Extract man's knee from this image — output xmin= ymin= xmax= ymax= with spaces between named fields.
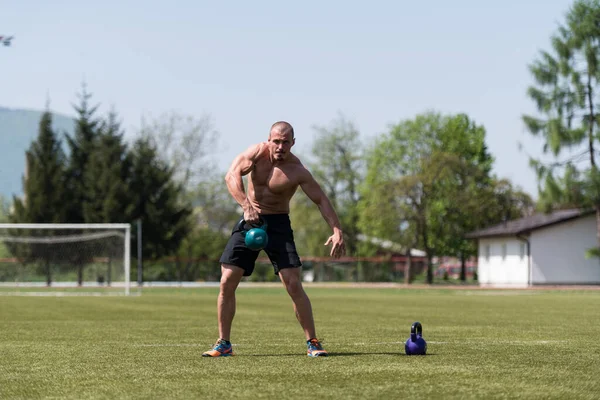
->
xmin=220 ymin=264 xmax=244 ymax=295
xmin=280 ymin=268 xmax=304 ymax=297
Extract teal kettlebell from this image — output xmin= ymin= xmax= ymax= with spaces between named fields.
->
xmin=236 ymin=218 xmax=268 ymax=251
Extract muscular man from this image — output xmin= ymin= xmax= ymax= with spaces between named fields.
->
xmin=202 ymin=121 xmax=345 ymax=358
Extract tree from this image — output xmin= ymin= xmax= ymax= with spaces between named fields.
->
xmin=427 ymin=156 xmax=488 ymax=282
xmin=425 ymin=114 xmax=495 ymax=280
xmin=11 ymin=111 xmax=68 ymax=223
xmin=61 ymin=84 xmax=103 ymax=285
xmin=64 ymin=83 xmax=101 ymax=224
xmin=0 ymin=195 xmax=8 ymax=223
xmin=169 ymin=173 xmax=239 ymax=281
xmin=10 ymin=110 xmax=68 ymax=285
xmin=523 ymin=0 xmax=600 ymax=256
xmin=192 ymin=173 xmax=241 ymax=233
xmin=433 ymin=175 xmax=535 ymax=281
xmin=304 ymin=113 xmax=364 ymax=255
xmin=137 ymin=111 xmax=227 ymax=279
xmin=289 ymin=190 xmax=334 ymax=258
xmin=358 ymin=112 xmax=498 ymax=284
xmin=79 ymin=109 xmax=133 ymax=285
xmin=128 ymin=136 xmax=193 ymax=261
xmin=487 ymin=179 xmax=535 ymax=222
xmin=139 ymin=111 xmax=219 ymax=195
xmin=82 ymin=109 xmax=132 ymax=224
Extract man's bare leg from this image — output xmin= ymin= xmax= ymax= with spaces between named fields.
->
xmin=202 ymin=264 xmax=244 ymax=357
xmin=218 ymin=264 xmax=245 ymax=340
xmin=279 ymin=267 xmax=328 ymax=356
xmin=278 ymin=267 xmax=316 ymax=339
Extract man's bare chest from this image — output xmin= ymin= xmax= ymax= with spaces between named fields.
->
xmin=251 ymin=163 xmax=298 ymax=194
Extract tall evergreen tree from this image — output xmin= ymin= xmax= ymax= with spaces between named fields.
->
xmin=62 ymin=83 xmax=102 ymax=285
xmin=11 ymin=110 xmax=67 ymax=223
xmin=83 ymin=109 xmax=132 ymax=223
xmin=80 ymin=109 xmax=133 ymax=285
xmin=523 ymin=0 xmax=600 ymax=256
xmin=128 ymin=136 xmax=192 ymax=260
xmin=64 ymin=83 xmax=101 ymax=223
xmin=10 ymin=110 xmax=68 ymax=285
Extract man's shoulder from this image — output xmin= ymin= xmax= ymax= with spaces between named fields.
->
xmin=287 ymin=155 xmax=312 ymax=179
xmin=250 ymin=142 xmax=269 ymax=151
xmin=242 ymin=142 xmax=269 ymax=159
xmin=287 ymin=153 xmax=306 ymax=168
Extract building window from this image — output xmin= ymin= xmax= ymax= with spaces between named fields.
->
xmin=485 ymin=245 xmax=490 ymax=261
xmin=520 ymin=243 xmax=526 ymax=260
xmin=501 ymin=243 xmax=507 ymax=261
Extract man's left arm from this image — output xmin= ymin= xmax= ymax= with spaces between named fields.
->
xmin=299 ymin=169 xmax=346 ymax=258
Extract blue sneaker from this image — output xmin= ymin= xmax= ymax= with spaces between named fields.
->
xmin=307 ymin=338 xmax=328 ymax=357
xmin=202 ymin=339 xmax=233 ymax=357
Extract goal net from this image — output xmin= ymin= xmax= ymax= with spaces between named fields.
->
xmin=0 ymin=223 xmax=134 ymax=296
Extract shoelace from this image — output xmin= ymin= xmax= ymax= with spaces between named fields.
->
xmin=216 ymin=340 xmax=229 ymax=350
xmin=309 ymin=339 xmax=322 ymax=350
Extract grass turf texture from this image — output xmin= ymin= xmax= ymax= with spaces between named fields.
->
xmin=1 ymin=287 xmax=600 ymax=399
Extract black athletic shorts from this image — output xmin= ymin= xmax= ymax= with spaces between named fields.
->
xmin=219 ymin=214 xmax=302 ymax=276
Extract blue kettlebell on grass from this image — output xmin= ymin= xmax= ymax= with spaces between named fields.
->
xmin=405 ymin=321 xmax=427 ymax=355
xmin=236 ymin=218 xmax=268 ymax=251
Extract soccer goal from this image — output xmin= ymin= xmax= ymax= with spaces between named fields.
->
xmin=0 ymin=223 xmax=135 ymax=296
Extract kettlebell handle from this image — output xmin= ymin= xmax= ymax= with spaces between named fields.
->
xmin=410 ymin=321 xmax=423 ymax=341
xmin=236 ymin=217 xmax=268 ymax=233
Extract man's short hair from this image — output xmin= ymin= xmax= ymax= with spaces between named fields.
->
xmin=270 ymin=121 xmax=294 ymax=138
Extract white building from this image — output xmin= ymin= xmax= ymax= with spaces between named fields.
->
xmin=466 ymin=209 xmax=600 ymax=287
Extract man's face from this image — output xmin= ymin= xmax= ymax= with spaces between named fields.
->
xmin=268 ymin=130 xmax=294 ymax=161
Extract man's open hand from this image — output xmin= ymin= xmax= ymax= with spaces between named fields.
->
xmin=324 ymin=232 xmax=345 ymax=259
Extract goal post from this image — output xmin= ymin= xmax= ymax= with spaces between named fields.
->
xmin=0 ymin=223 xmax=135 ymax=296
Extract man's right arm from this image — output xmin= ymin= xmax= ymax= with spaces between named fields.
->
xmin=224 ymin=143 xmax=263 ymax=223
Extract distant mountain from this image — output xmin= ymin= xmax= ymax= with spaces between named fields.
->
xmin=0 ymin=106 xmax=74 ymax=199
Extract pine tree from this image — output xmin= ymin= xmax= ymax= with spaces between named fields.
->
xmin=83 ymin=109 xmax=132 ymax=224
xmin=12 ymin=111 xmax=67 ymax=223
xmin=80 ymin=109 xmax=133 ymax=285
xmin=64 ymin=83 xmax=101 ymax=224
xmin=523 ymin=0 xmax=600 ymax=256
xmin=10 ymin=110 xmax=68 ymax=285
xmin=63 ymin=83 xmax=101 ymax=285
xmin=128 ymin=137 xmax=192 ymax=261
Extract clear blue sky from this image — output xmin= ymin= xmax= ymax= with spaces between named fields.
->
xmin=1 ymin=0 xmax=578 ymax=198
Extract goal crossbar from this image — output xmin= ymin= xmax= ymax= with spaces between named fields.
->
xmin=0 ymin=231 xmax=125 ymax=244
xmin=0 ymin=224 xmax=130 ymax=229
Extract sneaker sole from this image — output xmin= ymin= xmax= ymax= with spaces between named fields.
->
xmin=202 ymin=352 xmax=233 ymax=357
xmin=307 ymin=353 xmax=328 ymax=357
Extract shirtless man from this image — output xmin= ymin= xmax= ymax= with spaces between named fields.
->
xmin=202 ymin=121 xmax=345 ymax=358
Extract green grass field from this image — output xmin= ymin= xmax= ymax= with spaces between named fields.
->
xmin=2 ymin=286 xmax=600 ymax=399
